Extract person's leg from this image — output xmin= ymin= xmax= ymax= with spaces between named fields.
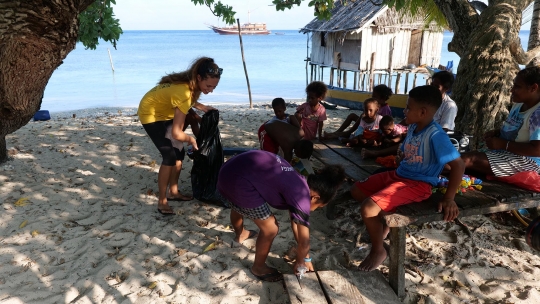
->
xmin=157 ymin=164 xmax=174 ymax=213
xmin=337 ymin=113 xmax=360 ymax=132
xmin=250 ymin=215 xmax=280 ymax=277
xmin=362 ymin=145 xmax=399 ymax=159
xmin=461 ymin=151 xmax=493 ymax=175
xmin=323 ymin=113 xmax=359 ymax=138
xmin=358 ymin=199 xmax=386 ymax=271
xmin=166 ymin=149 xmax=192 ymax=200
xmin=230 ymin=209 xmax=258 ymax=243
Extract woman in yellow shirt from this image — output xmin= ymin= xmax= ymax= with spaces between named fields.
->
xmin=138 ymin=57 xmax=220 ymax=214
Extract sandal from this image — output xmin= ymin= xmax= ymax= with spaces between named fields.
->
xmin=250 ymin=267 xmax=283 ymax=282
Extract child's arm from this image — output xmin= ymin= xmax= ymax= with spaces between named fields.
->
xmin=289 ymin=114 xmax=301 ymax=129
xmin=317 ymin=121 xmax=324 ymax=140
xmin=438 ymin=157 xmax=465 ymax=221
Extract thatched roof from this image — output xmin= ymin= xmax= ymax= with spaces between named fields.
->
xmin=300 ymin=0 xmax=442 ymax=34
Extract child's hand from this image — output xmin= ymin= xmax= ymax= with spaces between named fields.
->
xmin=360 ymin=138 xmax=367 ymax=144
xmin=438 ymin=198 xmax=459 ymax=222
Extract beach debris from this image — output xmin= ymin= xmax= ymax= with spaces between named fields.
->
xmin=148 ymin=281 xmax=157 ymax=289
xmin=176 ymin=249 xmax=188 ymax=256
xmin=14 ymin=197 xmax=30 ymax=207
xmin=31 ymin=230 xmax=39 ymax=237
xmin=203 ymin=241 xmax=217 ymax=253
xmin=116 ymin=254 xmax=126 ymax=261
xmin=149 ymin=160 xmax=156 ymax=168
xmin=19 ymin=220 xmax=28 ymax=229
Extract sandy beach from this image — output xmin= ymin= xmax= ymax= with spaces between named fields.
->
xmin=1 ymin=102 xmax=540 ymax=303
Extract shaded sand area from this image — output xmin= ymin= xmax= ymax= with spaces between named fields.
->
xmin=1 ymin=102 xmax=540 ymax=303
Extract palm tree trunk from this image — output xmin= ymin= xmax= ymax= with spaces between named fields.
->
xmin=527 ymin=0 xmax=540 ymax=67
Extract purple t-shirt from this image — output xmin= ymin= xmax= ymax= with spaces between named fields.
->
xmin=378 ymin=104 xmax=392 ymax=117
xmin=217 ymin=150 xmax=311 ymax=226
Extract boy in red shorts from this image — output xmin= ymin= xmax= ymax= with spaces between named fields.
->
xmin=351 ymin=85 xmax=465 ymax=271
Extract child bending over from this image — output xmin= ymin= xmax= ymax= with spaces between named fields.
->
xmin=340 ymin=98 xmax=382 ymax=147
xmin=351 ymin=85 xmax=464 ymax=271
xmin=324 ymin=85 xmax=393 ymax=139
xmin=295 ymin=81 xmax=328 ymax=140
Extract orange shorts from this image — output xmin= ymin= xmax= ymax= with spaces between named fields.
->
xmin=354 ymin=170 xmax=432 ymax=212
xmin=258 ymin=123 xmax=279 ymax=154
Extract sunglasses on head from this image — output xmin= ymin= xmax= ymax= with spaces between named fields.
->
xmin=207 ymin=68 xmax=223 ymax=75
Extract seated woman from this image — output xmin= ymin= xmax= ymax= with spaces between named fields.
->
xmin=461 ymin=66 xmax=540 ymax=177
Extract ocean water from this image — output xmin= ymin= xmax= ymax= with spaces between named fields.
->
xmin=42 ymin=29 xmax=531 ymax=113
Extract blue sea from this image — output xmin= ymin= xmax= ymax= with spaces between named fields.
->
xmin=42 ymin=29 xmax=531 ymax=113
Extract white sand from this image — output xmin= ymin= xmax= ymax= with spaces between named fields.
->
xmin=1 ymin=102 xmax=539 ymax=303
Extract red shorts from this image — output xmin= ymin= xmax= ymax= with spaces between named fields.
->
xmin=258 ymin=123 xmax=279 ymax=154
xmin=354 ymin=170 xmax=432 ymax=212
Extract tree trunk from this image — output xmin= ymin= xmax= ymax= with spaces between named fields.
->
xmin=527 ymin=0 xmax=540 ymax=67
xmin=0 ymin=0 xmax=94 ymax=163
xmin=434 ymin=0 xmax=531 ymax=148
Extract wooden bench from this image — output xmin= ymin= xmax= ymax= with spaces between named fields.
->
xmin=313 ymin=139 xmax=540 ymax=298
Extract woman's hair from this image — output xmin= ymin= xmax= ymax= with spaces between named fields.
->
xmin=517 ymin=66 xmax=540 ymax=86
xmin=373 ymin=84 xmax=393 ymax=101
xmin=307 ymin=165 xmax=346 ymax=203
xmin=158 ymin=57 xmax=221 ymax=102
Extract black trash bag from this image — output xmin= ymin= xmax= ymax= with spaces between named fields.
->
xmin=190 ymin=110 xmax=226 ymax=205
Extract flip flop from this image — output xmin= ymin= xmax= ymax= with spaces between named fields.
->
xmin=157 ymin=208 xmax=174 ymax=216
xmin=250 ymin=267 xmax=283 ymax=282
xmin=231 ymin=230 xmax=259 ymax=248
xmin=166 ymin=195 xmax=193 ymax=202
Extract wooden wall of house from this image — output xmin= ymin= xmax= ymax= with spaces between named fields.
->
xmin=420 ymin=31 xmax=443 ymax=68
xmin=309 ymin=32 xmax=337 ymax=67
xmin=358 ymin=27 xmax=413 ymax=71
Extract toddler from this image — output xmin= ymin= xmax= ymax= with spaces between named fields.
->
xmin=341 ymin=98 xmax=382 ymax=147
xmin=295 ymin=81 xmax=328 ymax=140
xmin=372 ymin=84 xmax=393 ymax=117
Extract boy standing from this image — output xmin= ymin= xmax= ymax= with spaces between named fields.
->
xmin=295 ymin=81 xmax=328 ymax=140
xmin=351 ymin=85 xmax=464 ymax=271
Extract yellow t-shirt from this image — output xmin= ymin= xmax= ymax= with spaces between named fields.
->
xmin=137 ymin=83 xmax=193 ymax=124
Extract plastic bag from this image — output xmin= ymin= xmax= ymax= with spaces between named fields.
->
xmin=487 ymin=171 xmax=540 ymax=192
xmin=190 ymin=110 xmax=226 ymax=205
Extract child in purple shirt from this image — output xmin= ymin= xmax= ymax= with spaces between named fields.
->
xmin=217 ymin=150 xmax=344 ymax=282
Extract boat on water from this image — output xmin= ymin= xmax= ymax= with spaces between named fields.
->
xmin=325 ymin=85 xmax=408 ymax=118
xmin=208 ymin=23 xmax=270 ymax=35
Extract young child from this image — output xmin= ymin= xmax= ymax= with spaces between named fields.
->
xmin=351 ymin=85 xmax=464 ymax=271
xmin=360 ymin=115 xmax=408 ymax=158
xmin=295 ymin=81 xmax=328 ymax=140
xmin=431 ymin=71 xmax=457 ymax=131
xmin=373 ymin=84 xmax=393 ymax=117
xmin=268 ymin=97 xmax=300 ymax=128
xmin=259 ymin=97 xmax=302 ymax=156
xmin=323 ymin=85 xmax=394 ymax=139
xmin=341 ymin=98 xmax=382 ymax=147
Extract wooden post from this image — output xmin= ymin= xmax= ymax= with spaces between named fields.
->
xmin=395 ymin=72 xmax=402 ymax=94
xmin=337 ymin=69 xmax=342 ymax=87
xmin=306 ymin=33 xmax=310 ymax=87
xmin=321 ymin=67 xmax=324 ymax=82
xmin=237 ymin=19 xmax=253 ymax=108
xmin=353 ymin=72 xmax=357 ymax=90
xmin=388 ymin=38 xmax=394 ymax=88
xmin=310 ymin=64 xmax=314 ymax=82
xmin=378 ymin=73 xmax=382 ymax=85
xmin=404 ymin=72 xmax=409 ymax=93
xmin=389 ymin=227 xmax=406 ymax=298
xmin=413 ymin=73 xmax=418 ymax=88
xmin=369 ymin=52 xmax=376 ymax=92
xmin=361 ymin=73 xmax=366 ymax=91
xmin=107 ymin=48 xmax=114 ymax=72
xmin=343 ymin=70 xmax=347 ymax=88
xmin=330 ymin=68 xmax=335 ymax=86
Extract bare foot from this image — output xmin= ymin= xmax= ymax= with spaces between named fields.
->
xmin=157 ymin=202 xmax=174 ymax=214
xmin=233 ymin=229 xmax=258 ymax=244
xmin=358 ymin=247 xmax=387 ymax=271
xmin=166 ymin=192 xmax=193 ymax=201
xmin=361 ymin=148 xmax=376 ymax=159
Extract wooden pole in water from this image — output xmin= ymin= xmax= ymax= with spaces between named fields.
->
xmin=305 ymin=33 xmax=309 ymax=86
xmin=237 ymin=19 xmax=253 ymax=108
xmin=369 ymin=52 xmax=376 ymax=92
xmin=107 ymin=48 xmax=114 ymax=72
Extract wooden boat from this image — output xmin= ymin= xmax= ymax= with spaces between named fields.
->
xmin=208 ymin=23 xmax=270 ymax=35
xmin=324 ymin=85 xmax=408 ymax=118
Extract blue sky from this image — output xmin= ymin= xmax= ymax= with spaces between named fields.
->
xmin=113 ymin=0 xmax=317 ymax=30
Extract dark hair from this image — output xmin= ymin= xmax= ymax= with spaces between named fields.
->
xmin=272 ymin=97 xmax=286 ymax=108
xmin=307 ymin=165 xmax=345 ymax=203
xmin=380 ymin=115 xmax=394 ymax=127
xmin=432 ymin=71 xmax=454 ymax=90
xmin=517 ymin=66 xmax=540 ymax=86
xmin=363 ymin=97 xmax=379 ymax=108
xmin=158 ymin=57 xmax=221 ymax=103
xmin=294 ymin=140 xmax=314 ymax=159
xmin=408 ymin=85 xmax=442 ymax=109
xmin=306 ymin=81 xmax=328 ymax=98
xmin=373 ymin=84 xmax=393 ymax=101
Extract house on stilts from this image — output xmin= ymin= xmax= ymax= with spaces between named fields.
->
xmin=300 ymin=0 xmax=445 ymax=115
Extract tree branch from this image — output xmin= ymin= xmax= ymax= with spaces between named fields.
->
xmin=511 ymin=41 xmax=540 ymax=65
xmin=433 ymin=0 xmax=479 ymax=57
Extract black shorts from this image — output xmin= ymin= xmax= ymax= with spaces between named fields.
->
xmin=142 ymin=120 xmax=185 ymax=166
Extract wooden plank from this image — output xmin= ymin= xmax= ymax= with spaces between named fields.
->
xmin=388 ymin=227 xmax=406 ymax=298
xmin=313 ymin=143 xmax=372 ymax=180
xmin=348 ymin=270 xmax=401 ymax=304
xmin=283 ymin=273 xmax=328 ymax=304
xmin=479 ymin=180 xmax=536 ymax=201
xmin=320 ymin=139 xmax=381 ymax=174
xmin=317 ymin=270 xmax=365 ymax=304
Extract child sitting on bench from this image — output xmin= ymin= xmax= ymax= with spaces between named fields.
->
xmin=351 ymin=85 xmax=465 ymax=271
xmin=340 ymin=98 xmax=382 ymax=147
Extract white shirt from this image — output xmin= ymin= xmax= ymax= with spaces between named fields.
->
xmin=434 ymin=94 xmax=457 ymax=130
